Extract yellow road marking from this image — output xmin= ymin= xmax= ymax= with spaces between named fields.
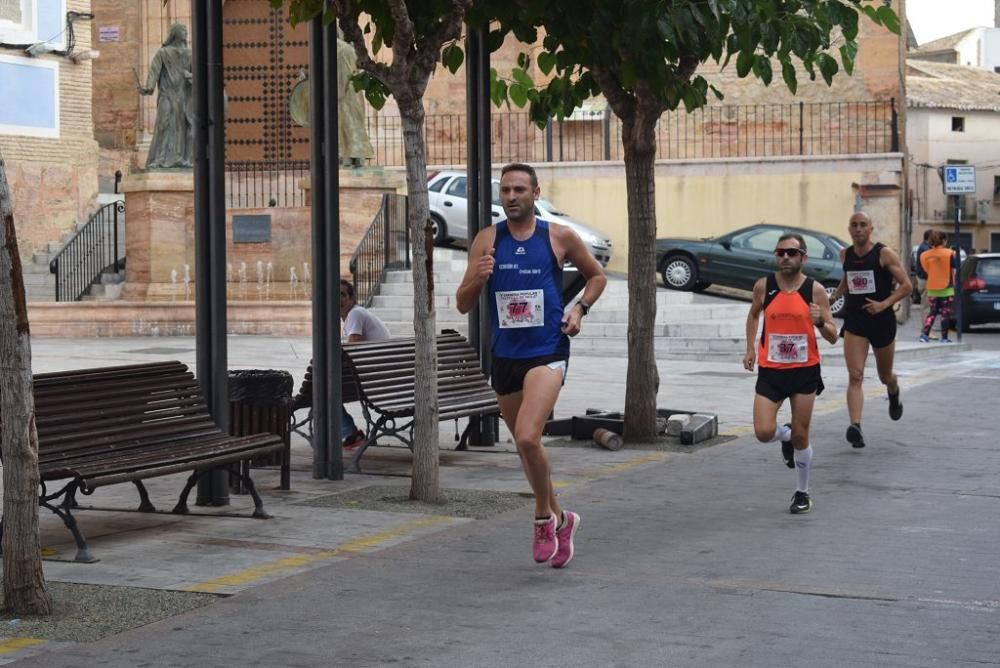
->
xmin=0 ymin=638 xmax=44 ymax=654
xmin=554 ymin=452 xmax=669 ymax=490
xmin=184 ymin=515 xmax=453 ymax=593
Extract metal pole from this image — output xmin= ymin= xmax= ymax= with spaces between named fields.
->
xmin=465 ymin=28 xmax=483 ymax=446
xmin=322 ymin=18 xmax=344 ymax=480
xmin=475 ymin=23 xmax=496 ymax=445
xmin=953 ymin=194 xmax=964 ymax=343
xmin=309 ymin=17 xmax=329 ymax=479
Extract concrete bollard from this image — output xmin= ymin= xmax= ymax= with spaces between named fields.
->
xmin=666 ymin=414 xmax=691 ymax=437
xmin=680 ymin=413 xmax=719 ymax=445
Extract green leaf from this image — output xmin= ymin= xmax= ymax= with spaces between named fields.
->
xmin=441 ymin=43 xmax=464 ymax=74
xmin=537 ymin=51 xmax=557 ymax=76
xmin=876 ymin=5 xmax=901 ymax=35
xmin=861 ymin=5 xmax=881 ymax=25
xmin=753 ymin=56 xmax=773 ymax=86
xmin=841 ymin=8 xmax=859 ymax=41
xmin=512 ymin=67 xmax=534 ymax=89
xmin=490 ymin=69 xmax=508 ymax=108
xmin=736 ymin=50 xmax=755 ymax=78
xmin=509 ymin=83 xmax=528 ymax=108
xmin=839 ymin=41 xmax=858 ymax=76
xmin=815 ymin=52 xmax=839 ymax=86
xmin=781 ymin=60 xmax=798 ymax=95
xmin=709 ymin=84 xmax=725 ymax=101
xmin=517 ymin=52 xmax=529 ymax=70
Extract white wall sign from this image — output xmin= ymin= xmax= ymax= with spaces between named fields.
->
xmin=98 ymin=25 xmax=119 ymax=43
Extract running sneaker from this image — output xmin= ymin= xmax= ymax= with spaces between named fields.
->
xmin=533 ymin=515 xmax=559 ymax=563
xmin=342 ymin=429 xmax=366 ymax=449
xmin=940 ymin=337 xmax=953 ymax=344
xmin=846 ymin=423 xmax=866 ymax=449
xmin=780 ymin=423 xmax=795 ymax=470
xmin=789 ymin=491 xmax=813 ymax=514
xmin=888 ymin=390 xmax=903 ymax=421
xmin=918 ymin=334 xmax=930 ymax=343
xmin=551 ymin=511 xmax=580 ymax=569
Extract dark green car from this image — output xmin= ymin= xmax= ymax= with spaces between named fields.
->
xmin=655 ymin=223 xmax=849 ymax=317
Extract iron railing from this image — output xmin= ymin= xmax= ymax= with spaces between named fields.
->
xmin=350 ymin=193 xmax=409 ymax=308
xmin=226 ymin=160 xmax=310 ymax=209
xmin=366 ymin=99 xmax=899 ymax=166
xmin=49 ymin=200 xmax=125 ymax=302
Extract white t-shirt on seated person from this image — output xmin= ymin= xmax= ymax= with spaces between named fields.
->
xmin=343 ymin=305 xmax=391 ymax=342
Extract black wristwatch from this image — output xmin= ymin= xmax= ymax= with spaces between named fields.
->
xmin=576 ymin=301 xmax=591 ymax=316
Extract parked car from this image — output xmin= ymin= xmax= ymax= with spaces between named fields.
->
xmin=426 ymin=170 xmax=614 ymax=267
xmin=959 ymin=253 xmax=1000 ymax=331
xmin=656 ymin=223 xmax=850 ymax=317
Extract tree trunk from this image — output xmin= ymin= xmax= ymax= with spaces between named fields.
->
xmin=620 ymin=112 xmax=660 ymax=441
xmin=0 ymin=153 xmax=52 ymax=615
xmin=397 ymin=99 xmax=440 ymax=502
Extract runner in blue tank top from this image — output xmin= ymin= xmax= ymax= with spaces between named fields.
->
xmin=457 ymin=163 xmax=606 ymax=569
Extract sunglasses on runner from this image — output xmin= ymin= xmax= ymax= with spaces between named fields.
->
xmin=774 ymin=248 xmax=805 ymax=258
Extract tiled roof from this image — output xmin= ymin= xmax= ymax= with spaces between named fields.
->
xmin=910 ymin=28 xmax=978 ymax=54
xmin=906 ymin=60 xmax=1000 ymax=112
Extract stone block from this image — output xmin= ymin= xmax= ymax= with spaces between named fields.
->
xmin=680 ymin=414 xmax=719 ymax=445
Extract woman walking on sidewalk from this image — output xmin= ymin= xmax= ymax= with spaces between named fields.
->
xmin=918 ymin=231 xmax=957 ymax=344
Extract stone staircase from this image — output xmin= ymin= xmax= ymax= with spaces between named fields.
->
xmin=24 ymin=194 xmax=125 ymax=302
xmin=367 ymin=248 xmax=751 ymax=359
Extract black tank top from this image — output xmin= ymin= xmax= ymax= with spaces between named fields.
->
xmin=843 ymin=242 xmax=893 ymax=319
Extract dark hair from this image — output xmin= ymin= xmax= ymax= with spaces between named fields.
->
xmin=777 ymin=232 xmax=807 ymax=253
xmin=340 ymin=278 xmax=355 ymax=300
xmin=929 ymin=230 xmax=947 ymax=247
xmin=923 ymin=229 xmax=932 ymax=241
xmin=500 ymin=162 xmax=538 ymax=187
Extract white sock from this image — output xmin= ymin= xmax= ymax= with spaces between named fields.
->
xmin=794 ymin=445 xmax=813 ymax=493
xmin=765 ymin=424 xmax=792 ymax=443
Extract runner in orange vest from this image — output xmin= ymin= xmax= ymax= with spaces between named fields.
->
xmin=744 ymin=233 xmax=839 ymax=514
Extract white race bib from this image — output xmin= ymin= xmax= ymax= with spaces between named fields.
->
xmin=846 ymin=270 xmax=876 ymax=295
xmin=767 ymin=334 xmax=808 ymax=364
xmin=496 ymin=289 xmax=544 ymax=329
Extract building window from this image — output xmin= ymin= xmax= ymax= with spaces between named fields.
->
xmin=994 ymin=176 xmax=1000 ymax=203
xmin=0 ymin=54 xmax=59 ymax=138
xmin=951 ymin=117 xmax=965 ymax=132
xmin=0 ymin=0 xmax=34 ymax=44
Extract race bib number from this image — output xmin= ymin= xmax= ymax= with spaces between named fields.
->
xmin=767 ymin=334 xmax=808 ymax=364
xmin=846 ymin=270 xmax=876 ymax=295
xmin=496 ymin=289 xmax=544 ymax=328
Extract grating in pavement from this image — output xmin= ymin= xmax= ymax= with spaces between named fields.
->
xmin=125 ymin=347 xmax=196 ymax=355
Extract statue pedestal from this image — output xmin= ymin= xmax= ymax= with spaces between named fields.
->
xmin=120 ymin=171 xmax=194 ymax=301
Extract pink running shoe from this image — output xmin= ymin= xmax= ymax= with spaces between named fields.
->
xmin=551 ymin=511 xmax=580 ymax=569
xmin=532 ymin=515 xmax=559 ymax=563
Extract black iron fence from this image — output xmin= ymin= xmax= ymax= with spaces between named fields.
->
xmin=50 ymin=200 xmax=125 ymax=302
xmin=225 ymin=160 xmax=310 ymax=209
xmin=366 ymin=99 xmax=898 ymax=166
xmin=350 ymin=193 xmax=410 ymax=308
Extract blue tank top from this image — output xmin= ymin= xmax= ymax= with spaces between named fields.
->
xmin=488 ymin=220 xmax=569 ymax=359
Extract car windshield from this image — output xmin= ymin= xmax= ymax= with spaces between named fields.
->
xmin=538 ymin=198 xmax=569 ymax=216
xmin=830 ymin=236 xmax=849 ymax=249
xmin=978 ymin=258 xmax=1000 ymax=282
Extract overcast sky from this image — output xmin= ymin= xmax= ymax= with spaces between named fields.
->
xmin=907 ymin=0 xmax=996 ymax=44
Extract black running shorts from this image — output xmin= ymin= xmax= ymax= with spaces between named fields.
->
xmin=756 ymin=365 xmax=824 ymax=403
xmin=491 ymin=354 xmax=569 ymax=396
xmin=841 ymin=311 xmax=897 ymax=350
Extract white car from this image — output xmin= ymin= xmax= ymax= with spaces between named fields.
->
xmin=427 ymin=170 xmax=613 ymax=267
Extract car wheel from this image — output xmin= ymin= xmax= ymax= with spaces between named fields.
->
xmin=825 ymin=283 xmax=845 ymax=318
xmin=692 ymin=282 xmax=711 ymax=293
xmin=429 ymin=215 xmax=448 ymax=245
xmin=660 ymin=255 xmax=698 ymax=291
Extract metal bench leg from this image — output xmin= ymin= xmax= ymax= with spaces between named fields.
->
xmin=349 ymin=416 xmax=389 ymax=474
xmin=230 ymin=466 xmax=272 ymax=519
xmin=133 ymin=481 xmax=157 ymax=512
xmin=172 ymin=471 xmax=204 ymax=514
xmin=41 ymin=483 xmax=97 ymax=563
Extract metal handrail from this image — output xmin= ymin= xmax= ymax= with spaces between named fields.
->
xmin=49 ymin=200 xmax=125 ymax=302
xmin=349 ymin=193 xmax=409 ymax=307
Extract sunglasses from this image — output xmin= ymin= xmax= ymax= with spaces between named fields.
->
xmin=774 ymin=248 xmax=805 ymax=258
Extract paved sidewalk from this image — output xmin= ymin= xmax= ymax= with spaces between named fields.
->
xmin=2 ymin=334 xmax=997 ymax=666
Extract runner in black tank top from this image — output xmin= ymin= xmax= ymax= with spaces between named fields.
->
xmin=830 ymin=212 xmax=913 ymax=449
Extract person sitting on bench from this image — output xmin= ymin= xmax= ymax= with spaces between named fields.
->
xmin=339 ymin=278 xmax=391 ymax=447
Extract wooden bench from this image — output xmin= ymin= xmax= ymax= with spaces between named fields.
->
xmin=8 ymin=361 xmax=284 ymax=563
xmin=291 ymin=332 xmax=500 ymax=472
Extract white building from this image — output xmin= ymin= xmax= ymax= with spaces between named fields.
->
xmin=907 ymin=60 xmax=1000 ymax=253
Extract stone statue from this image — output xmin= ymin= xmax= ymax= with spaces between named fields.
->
xmin=140 ymin=24 xmax=193 ymax=169
xmin=336 ymin=28 xmax=374 ymax=168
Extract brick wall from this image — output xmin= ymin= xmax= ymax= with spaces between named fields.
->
xmin=0 ymin=0 xmax=99 ymax=261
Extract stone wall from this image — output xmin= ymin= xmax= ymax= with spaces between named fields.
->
xmin=0 ymin=0 xmax=99 ymax=261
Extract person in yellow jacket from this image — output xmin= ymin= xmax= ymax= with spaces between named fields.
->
xmin=919 ymin=231 xmax=957 ymax=344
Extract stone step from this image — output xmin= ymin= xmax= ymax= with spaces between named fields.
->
xmin=21 ymin=272 xmax=55 ymax=287
xmin=21 ymin=262 xmax=53 ymax=275
xmin=368 ymin=302 xmax=748 ymax=326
